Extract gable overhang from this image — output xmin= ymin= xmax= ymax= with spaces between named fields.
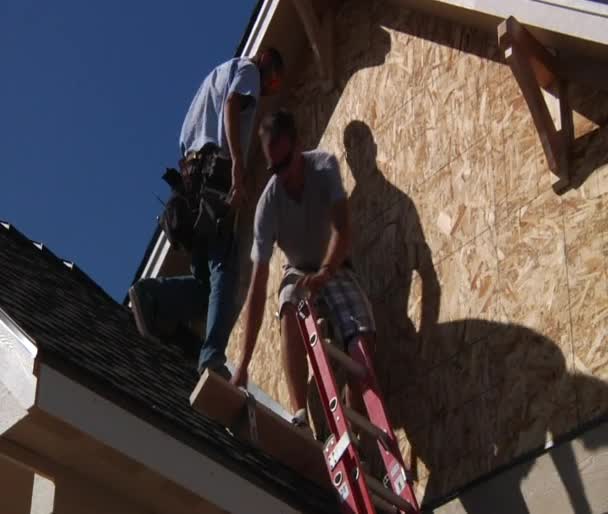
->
xmin=0 ymin=308 xmax=37 ymax=436
xmin=436 ymin=0 xmax=608 ymax=46
xmin=0 ymin=309 xmax=310 ymax=513
xmin=388 ymin=0 xmax=608 ymax=57
xmin=2 ymin=359 xmax=308 ymax=514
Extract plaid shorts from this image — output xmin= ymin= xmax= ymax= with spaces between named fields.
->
xmin=279 ymin=266 xmax=376 ymax=345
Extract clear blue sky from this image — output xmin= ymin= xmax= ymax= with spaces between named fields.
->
xmin=0 ymin=0 xmax=257 ymax=301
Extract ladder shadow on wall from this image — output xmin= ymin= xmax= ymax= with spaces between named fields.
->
xmin=339 ymin=120 xmax=608 ymax=514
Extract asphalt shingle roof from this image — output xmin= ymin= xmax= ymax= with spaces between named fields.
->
xmin=0 ymin=221 xmax=335 ymax=513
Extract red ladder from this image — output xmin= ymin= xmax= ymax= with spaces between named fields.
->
xmin=295 ymin=299 xmax=420 ymax=514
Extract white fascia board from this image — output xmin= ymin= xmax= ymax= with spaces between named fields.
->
xmin=35 ymin=364 xmax=302 ymax=514
xmin=0 ymin=308 xmax=37 ymax=411
xmin=241 ymin=0 xmax=282 ymax=57
xmin=140 ymin=232 xmax=170 ymax=279
xmin=431 ymin=0 xmax=608 ymax=45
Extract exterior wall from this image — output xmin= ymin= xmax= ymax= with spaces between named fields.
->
xmin=227 ymin=0 xmax=608 ymax=506
xmin=435 ymin=418 xmax=608 ymax=514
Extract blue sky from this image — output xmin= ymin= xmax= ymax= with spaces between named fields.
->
xmin=0 ymin=0 xmax=256 ymax=301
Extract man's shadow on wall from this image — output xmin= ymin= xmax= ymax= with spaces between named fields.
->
xmin=343 ymin=120 xmax=608 ymax=514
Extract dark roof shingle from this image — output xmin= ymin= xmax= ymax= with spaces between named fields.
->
xmin=0 ymin=221 xmax=335 ymax=513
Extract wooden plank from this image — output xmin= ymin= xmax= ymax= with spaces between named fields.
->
xmin=190 ymin=371 xmax=331 ymax=489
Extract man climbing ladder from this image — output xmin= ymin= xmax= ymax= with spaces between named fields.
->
xmin=231 ymin=110 xmax=419 ymax=513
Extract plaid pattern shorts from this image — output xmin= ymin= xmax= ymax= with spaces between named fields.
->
xmin=279 ymin=266 xmax=376 ymax=345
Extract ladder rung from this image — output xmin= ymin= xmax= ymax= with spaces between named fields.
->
xmin=322 ymin=339 xmax=367 ymax=378
xmin=344 ymin=407 xmax=390 ymax=447
xmin=371 ymin=493 xmax=399 ymax=513
xmin=364 ymin=473 xmax=416 ymax=514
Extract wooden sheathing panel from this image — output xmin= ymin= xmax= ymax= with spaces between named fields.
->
xmin=561 ymin=188 xmax=608 ymax=426
xmin=226 ymin=0 xmax=608 ymax=505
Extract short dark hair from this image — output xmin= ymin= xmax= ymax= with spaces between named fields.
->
xmin=257 ymin=47 xmax=284 ymax=74
xmin=260 ymin=109 xmax=297 ymax=142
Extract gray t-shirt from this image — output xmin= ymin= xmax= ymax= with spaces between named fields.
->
xmin=251 ymin=150 xmax=347 ymax=269
xmin=179 ymin=58 xmax=260 ymax=159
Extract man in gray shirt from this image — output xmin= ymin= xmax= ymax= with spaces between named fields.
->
xmin=232 ymin=110 xmax=375 ymax=428
xmin=129 ymin=50 xmax=283 ymax=379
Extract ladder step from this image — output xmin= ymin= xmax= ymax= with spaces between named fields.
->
xmin=322 ymin=339 xmax=367 ymax=378
xmin=364 ymin=473 xmax=416 ymax=514
xmin=371 ymin=493 xmax=399 ymax=513
xmin=344 ymin=407 xmax=390 ymax=447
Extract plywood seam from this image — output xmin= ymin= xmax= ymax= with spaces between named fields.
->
xmin=417 ymin=225 xmax=497 ymax=279
xmin=561 ymin=196 xmax=586 ymax=428
xmin=372 ymin=60 xmax=485 ymax=142
xmin=414 ymin=132 xmax=490 ymax=192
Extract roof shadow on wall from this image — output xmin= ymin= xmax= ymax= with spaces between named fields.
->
xmin=333 ymin=120 xmax=608 ymax=513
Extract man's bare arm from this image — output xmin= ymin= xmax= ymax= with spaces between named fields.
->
xmin=224 ymin=92 xmax=250 ymax=206
xmin=232 ymin=261 xmax=270 ymax=385
xmin=321 ymin=198 xmax=352 ymax=274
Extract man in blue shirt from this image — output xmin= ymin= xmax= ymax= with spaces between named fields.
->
xmin=130 ymin=49 xmax=284 ymax=379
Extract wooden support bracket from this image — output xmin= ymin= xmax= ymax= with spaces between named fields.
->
xmin=498 ymin=16 xmax=573 ymax=189
xmin=291 ymin=0 xmax=334 ymax=90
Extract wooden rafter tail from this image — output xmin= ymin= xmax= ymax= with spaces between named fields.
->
xmin=497 ymin=16 xmax=573 ymax=184
xmin=504 ymin=43 xmax=563 ymax=174
xmin=498 ymin=16 xmax=559 ymax=89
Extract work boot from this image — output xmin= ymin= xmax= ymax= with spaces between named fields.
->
xmin=212 ymin=364 xmax=232 ymax=381
xmin=198 ymin=362 xmax=232 ymax=381
xmin=128 ymin=279 xmax=161 ymax=343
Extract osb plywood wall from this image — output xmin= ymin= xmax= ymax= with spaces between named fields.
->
xmin=227 ymin=0 xmax=608 ymax=505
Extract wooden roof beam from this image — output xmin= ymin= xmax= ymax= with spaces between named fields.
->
xmin=190 ymin=370 xmax=331 ymax=489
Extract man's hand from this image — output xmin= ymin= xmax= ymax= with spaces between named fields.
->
xmin=230 ymin=364 xmax=249 ymax=388
xmin=229 ymin=160 xmax=246 ymax=208
xmin=296 ymin=267 xmax=332 ymax=295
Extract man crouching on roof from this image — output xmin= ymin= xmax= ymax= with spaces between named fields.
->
xmin=231 ymin=110 xmax=376 ymax=430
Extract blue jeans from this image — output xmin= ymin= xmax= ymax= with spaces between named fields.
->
xmin=151 ymin=231 xmax=239 ymax=372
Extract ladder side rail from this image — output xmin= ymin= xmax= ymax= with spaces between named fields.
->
xmin=295 ymin=300 xmax=377 ymax=514
xmin=348 ymin=336 xmax=420 ymax=513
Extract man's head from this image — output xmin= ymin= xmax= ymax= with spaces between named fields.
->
xmin=259 ymin=109 xmax=298 ymax=175
xmin=344 ymin=120 xmax=377 ymax=181
xmin=254 ymin=48 xmax=284 ymax=96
